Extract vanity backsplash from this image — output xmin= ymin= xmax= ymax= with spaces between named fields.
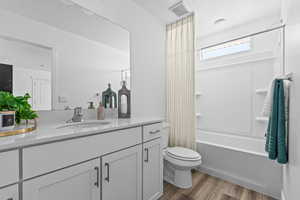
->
xmin=37 ymin=109 xmax=99 ymax=126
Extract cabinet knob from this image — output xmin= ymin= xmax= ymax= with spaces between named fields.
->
xmin=7 ymin=198 xmax=13 ymax=200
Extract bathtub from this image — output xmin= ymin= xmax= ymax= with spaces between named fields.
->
xmin=196 ymin=130 xmax=282 ymax=199
xmin=197 ymin=130 xmax=267 ymax=157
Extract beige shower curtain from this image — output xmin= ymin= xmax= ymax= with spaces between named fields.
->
xmin=166 ymin=14 xmax=196 ymax=150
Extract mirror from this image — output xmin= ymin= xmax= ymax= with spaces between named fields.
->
xmin=0 ymin=0 xmax=130 ymax=111
xmin=0 ymin=39 xmax=52 ymax=110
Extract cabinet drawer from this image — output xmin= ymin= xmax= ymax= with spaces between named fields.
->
xmin=23 ymin=127 xmax=142 ymax=179
xmin=143 ymin=123 xmax=162 ymax=142
xmin=0 ymin=150 xmax=19 ymax=188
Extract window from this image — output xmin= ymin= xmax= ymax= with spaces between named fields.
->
xmin=200 ymin=37 xmax=251 ymax=60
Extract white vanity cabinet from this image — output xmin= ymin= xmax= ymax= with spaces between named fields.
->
xmin=0 ymin=150 xmax=19 ymax=188
xmin=143 ymin=123 xmax=162 ymax=142
xmin=1 ymin=121 xmax=163 ymax=200
xmin=0 ymin=185 xmax=19 ymax=200
xmin=102 ymin=145 xmax=142 ymax=200
xmin=23 ymin=159 xmax=100 ymax=200
xmin=143 ymin=138 xmax=163 ymax=200
xmin=22 ymin=127 xmax=142 ymax=179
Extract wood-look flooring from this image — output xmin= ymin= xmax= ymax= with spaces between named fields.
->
xmin=159 ymin=171 xmax=275 ymax=200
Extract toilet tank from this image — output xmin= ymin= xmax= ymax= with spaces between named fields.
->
xmin=162 ymin=122 xmax=170 ymax=149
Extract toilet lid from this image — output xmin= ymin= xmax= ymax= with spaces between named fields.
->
xmin=166 ymin=147 xmax=201 ymax=161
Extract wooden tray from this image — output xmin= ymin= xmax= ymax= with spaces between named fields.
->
xmin=0 ymin=119 xmax=37 ymax=137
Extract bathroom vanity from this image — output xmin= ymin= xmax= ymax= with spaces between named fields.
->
xmin=0 ymin=119 xmax=163 ymax=200
xmin=0 ymin=1 xmax=164 ymax=199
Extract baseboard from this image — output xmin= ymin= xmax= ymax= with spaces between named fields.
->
xmin=281 ymin=190 xmax=286 ymax=200
xmin=196 ymin=165 xmax=281 ymax=200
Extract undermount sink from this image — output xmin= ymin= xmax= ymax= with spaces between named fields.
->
xmin=57 ymin=120 xmax=111 ymax=129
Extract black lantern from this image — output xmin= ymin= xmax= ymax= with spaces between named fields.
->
xmin=102 ymin=83 xmax=117 ymax=108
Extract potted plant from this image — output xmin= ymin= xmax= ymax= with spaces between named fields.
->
xmin=0 ymin=91 xmax=38 ymax=127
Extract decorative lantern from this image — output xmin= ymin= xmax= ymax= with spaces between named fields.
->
xmin=118 ymin=81 xmax=131 ymax=118
xmin=102 ymin=83 xmax=117 ymax=109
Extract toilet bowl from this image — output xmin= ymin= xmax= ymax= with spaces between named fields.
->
xmin=162 ymin=123 xmax=202 ymax=189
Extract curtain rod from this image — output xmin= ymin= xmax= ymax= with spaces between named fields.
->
xmin=199 ymin=25 xmax=285 ymax=50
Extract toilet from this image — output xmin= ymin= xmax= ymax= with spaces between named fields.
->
xmin=162 ymin=123 xmax=202 ymax=189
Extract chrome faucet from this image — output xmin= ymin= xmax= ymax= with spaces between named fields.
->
xmin=67 ymin=107 xmax=83 ymax=123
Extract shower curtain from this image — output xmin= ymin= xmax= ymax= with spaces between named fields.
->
xmin=166 ymin=14 xmax=196 ymax=149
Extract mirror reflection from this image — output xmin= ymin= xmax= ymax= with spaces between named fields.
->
xmin=0 ymin=0 xmax=130 ymax=111
xmin=0 ymin=38 xmax=52 ymax=110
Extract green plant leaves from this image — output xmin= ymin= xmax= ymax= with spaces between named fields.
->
xmin=0 ymin=91 xmax=38 ymax=124
xmin=0 ymin=91 xmax=18 ymax=111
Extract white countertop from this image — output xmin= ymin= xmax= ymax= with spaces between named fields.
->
xmin=0 ymin=118 xmax=163 ymax=151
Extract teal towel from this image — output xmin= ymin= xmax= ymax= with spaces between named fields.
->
xmin=265 ymin=79 xmax=288 ymax=164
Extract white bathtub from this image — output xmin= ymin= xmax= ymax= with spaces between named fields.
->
xmin=197 ymin=130 xmax=267 ymax=157
xmin=196 ymin=130 xmax=282 ymax=199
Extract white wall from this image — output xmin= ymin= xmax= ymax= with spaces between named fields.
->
xmin=0 ymin=9 xmax=130 ymax=110
xmin=282 ymin=0 xmax=300 ymax=200
xmin=0 ymin=37 xmax=52 ymax=72
xmin=0 ymin=0 xmax=130 ymax=53
xmin=197 ymin=15 xmax=282 ymax=49
xmin=69 ymin=0 xmax=166 ymax=118
xmin=196 ymin=18 xmax=284 ymax=154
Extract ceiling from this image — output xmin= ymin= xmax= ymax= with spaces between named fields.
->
xmin=132 ymin=0 xmax=282 ymax=37
xmin=0 ymin=0 xmax=130 ymax=52
xmin=0 ymin=0 xmax=282 ymax=45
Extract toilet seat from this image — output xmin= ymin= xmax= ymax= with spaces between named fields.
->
xmin=165 ymin=147 xmax=202 ymax=161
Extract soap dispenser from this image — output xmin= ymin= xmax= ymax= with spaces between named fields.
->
xmin=97 ymin=102 xmax=105 ymax=120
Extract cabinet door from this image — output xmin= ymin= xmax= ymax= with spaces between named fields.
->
xmin=102 ymin=145 xmax=142 ymax=200
xmin=143 ymin=138 xmax=163 ymax=200
xmin=0 ymin=184 xmax=18 ymax=200
xmin=0 ymin=150 xmax=19 ymax=188
xmin=23 ymin=159 xmax=100 ymax=200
